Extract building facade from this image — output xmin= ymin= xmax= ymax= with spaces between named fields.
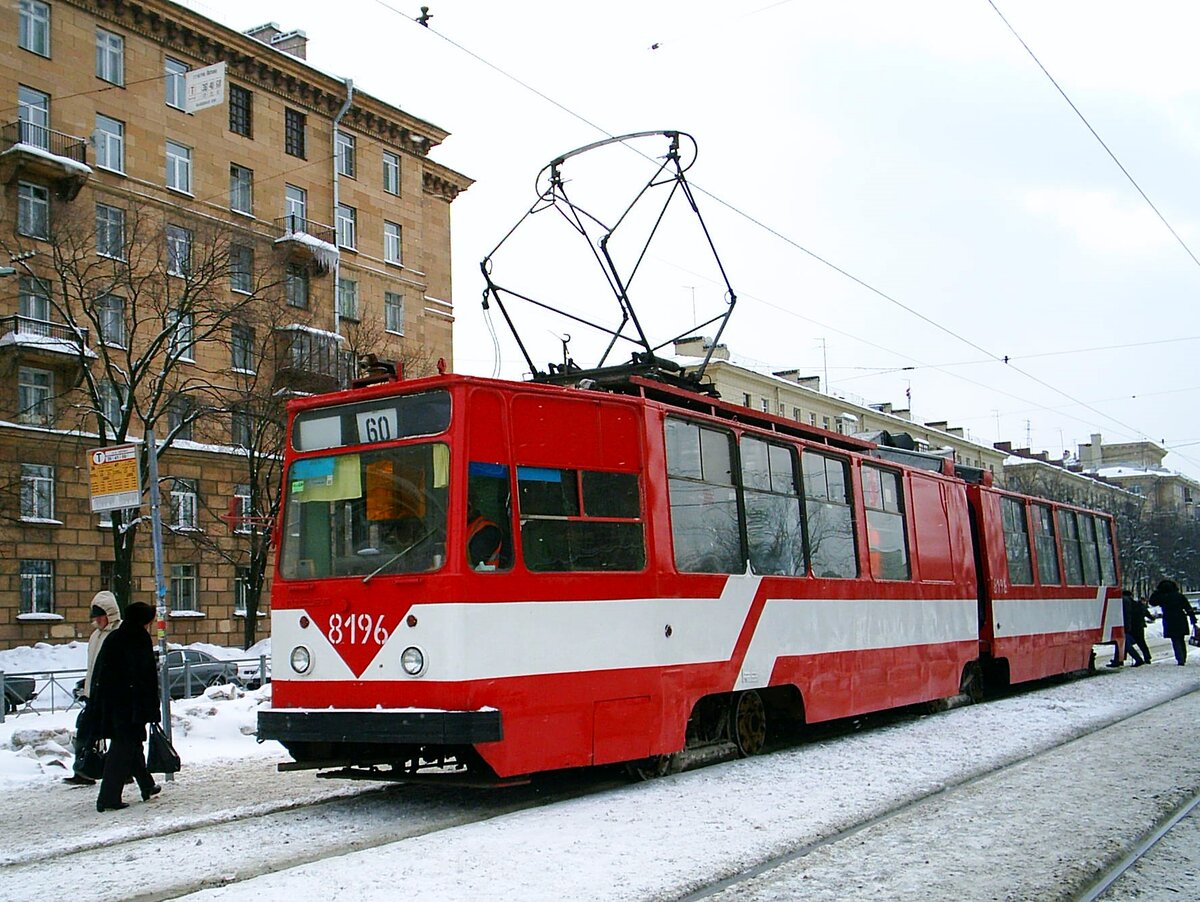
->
xmin=1076 ymin=433 xmax=1198 ymax=519
xmin=0 ymin=0 xmax=470 ymax=649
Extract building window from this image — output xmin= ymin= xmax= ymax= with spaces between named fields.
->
xmin=20 ymin=559 xmax=54 ymax=614
xmin=92 ymin=114 xmax=125 ymax=174
xmin=233 ymin=486 xmax=253 ymax=535
xmin=18 ymin=85 xmax=50 ymax=149
xmin=760 ymin=398 xmax=769 ymax=413
xmin=741 ymin=393 xmax=751 ymax=408
xmin=96 ymin=294 xmax=126 ymax=347
xmin=337 ymin=277 xmax=359 ymax=321
xmin=284 ymin=184 xmax=306 ymax=232
xmin=165 ymin=58 xmax=187 ymax=109
xmin=100 ymin=561 xmax=116 ymax=594
xmin=166 ymin=140 xmax=192 ymax=193
xmin=384 ymin=291 xmax=405 ymax=335
xmin=166 ymin=225 xmax=192 ymax=277
xmin=19 ymin=1 xmax=50 ymax=57
xmin=168 ymin=394 xmax=195 ymax=441
xmin=95 ymin=202 xmax=125 ymax=258
xmin=384 ymin=221 xmax=402 ymax=264
xmin=284 ymin=108 xmax=305 ymax=158
xmin=99 ymin=379 xmax=124 ymax=432
xmin=18 ymin=182 xmax=49 ymax=239
xmin=231 ymin=406 xmax=252 ymax=448
xmin=170 ymin=479 xmax=198 ymax=529
xmin=20 ymin=463 xmax=54 ymax=520
xmin=792 ymin=407 xmax=802 ymax=421
xmin=383 ymin=151 xmax=400 ymax=194
xmin=336 ymin=204 xmax=356 ymax=249
xmin=230 ymin=244 xmax=253 ymax=293
xmin=169 ymin=308 xmax=195 ymax=361
xmin=229 ymin=164 xmax=253 ymax=215
xmin=336 ymin=131 xmax=356 ymax=177
xmin=285 ymin=263 xmax=308 ymax=308
xmin=234 ymin=566 xmax=251 ymax=613
xmin=231 ymin=323 xmax=255 ymax=372
xmin=18 ymin=366 xmax=53 ymax=425
xmin=18 ymin=275 xmax=50 ymax=323
xmin=229 ymin=84 xmax=252 ymax=137
xmin=95 ymin=29 xmax=124 ymax=86
xmin=170 ymin=563 xmax=197 ymax=611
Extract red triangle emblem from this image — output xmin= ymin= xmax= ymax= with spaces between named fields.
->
xmin=310 ymin=609 xmax=401 ymax=678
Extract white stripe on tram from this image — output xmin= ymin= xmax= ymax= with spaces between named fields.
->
xmin=991 ymin=588 xmax=1114 ymax=639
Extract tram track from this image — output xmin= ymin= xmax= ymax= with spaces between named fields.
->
xmin=676 ymin=684 xmax=1200 ymax=901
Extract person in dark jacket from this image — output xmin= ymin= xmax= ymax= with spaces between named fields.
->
xmin=90 ymin=602 xmax=162 ymax=811
xmin=1122 ymin=589 xmax=1152 ymax=666
xmin=1150 ymin=579 xmax=1197 ymax=666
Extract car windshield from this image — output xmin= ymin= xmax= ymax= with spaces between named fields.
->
xmin=280 ymin=442 xmax=449 ymax=579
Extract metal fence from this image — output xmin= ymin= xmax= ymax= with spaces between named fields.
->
xmin=0 ymin=655 xmax=271 ymax=723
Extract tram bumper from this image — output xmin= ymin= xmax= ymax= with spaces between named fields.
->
xmin=257 ymin=707 xmax=503 ymax=745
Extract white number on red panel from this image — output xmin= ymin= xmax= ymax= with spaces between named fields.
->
xmin=328 ymin=613 xmax=389 ymax=645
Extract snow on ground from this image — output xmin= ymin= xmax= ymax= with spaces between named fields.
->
xmin=4 ymin=634 xmax=1199 ymax=901
xmin=0 ymin=638 xmax=276 ymax=786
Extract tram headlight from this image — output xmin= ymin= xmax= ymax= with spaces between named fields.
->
xmin=401 ymin=646 xmax=426 ymax=677
xmin=290 ymin=645 xmax=312 ymax=674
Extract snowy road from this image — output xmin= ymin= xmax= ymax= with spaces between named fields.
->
xmin=4 ymin=638 xmax=1199 ymax=901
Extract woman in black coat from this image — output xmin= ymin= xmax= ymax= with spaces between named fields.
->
xmin=1150 ymin=579 xmax=1198 ymax=666
xmin=90 ymin=602 xmax=162 ymax=811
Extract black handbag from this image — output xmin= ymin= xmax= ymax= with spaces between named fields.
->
xmin=147 ymin=723 xmax=181 ymax=774
xmin=77 ymin=741 xmax=106 ymax=781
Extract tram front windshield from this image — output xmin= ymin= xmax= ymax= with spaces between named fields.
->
xmin=280 ymin=442 xmax=449 ymax=579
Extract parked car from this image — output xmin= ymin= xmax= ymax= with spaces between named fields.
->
xmin=3 ymin=675 xmax=37 ymax=714
xmin=160 ymin=649 xmax=240 ymax=699
xmin=236 ymin=657 xmax=272 ymax=690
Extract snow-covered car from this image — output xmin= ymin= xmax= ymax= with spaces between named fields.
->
xmin=3 ymin=674 xmax=37 ymax=714
xmin=161 ymin=649 xmax=240 ymax=699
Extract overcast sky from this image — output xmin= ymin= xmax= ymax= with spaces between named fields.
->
xmin=184 ymin=0 xmax=1200 ymax=480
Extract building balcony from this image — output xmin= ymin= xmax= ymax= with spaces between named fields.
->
xmin=273 ymin=216 xmax=339 ymax=275
xmin=273 ymin=324 xmax=352 ymax=393
xmin=0 ymin=122 xmax=91 ymax=200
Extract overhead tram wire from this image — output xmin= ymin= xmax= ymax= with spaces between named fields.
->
xmin=987 ymin=0 xmax=1200 ymax=272
xmin=372 ymin=2 xmax=1189 ymax=461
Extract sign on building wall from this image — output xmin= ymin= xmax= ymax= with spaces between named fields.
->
xmin=185 ymin=62 xmax=226 ymax=113
xmin=88 ymin=443 xmax=142 ymax=512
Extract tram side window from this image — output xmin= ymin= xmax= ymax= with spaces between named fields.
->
xmin=741 ymin=436 xmax=804 ymax=576
xmin=1000 ymin=497 xmax=1033 ymax=585
xmin=801 ymin=450 xmax=857 ymax=578
xmin=1058 ymin=509 xmax=1085 ymax=585
xmin=1032 ymin=503 xmax=1061 ymax=585
xmin=1095 ymin=516 xmax=1118 ymax=585
xmin=467 ymin=462 xmax=513 ymax=571
xmin=518 ymin=467 xmax=644 ymax=571
xmin=862 ymin=464 xmax=910 ymax=580
xmin=1077 ymin=514 xmax=1101 ymax=585
xmin=665 ymin=418 xmax=742 ymax=573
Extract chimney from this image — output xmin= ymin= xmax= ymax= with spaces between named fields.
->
xmin=869 ymin=402 xmax=893 ymax=414
xmin=245 ymin=23 xmax=308 ymax=59
xmin=673 ymin=336 xmax=729 ymax=361
xmin=925 ymin=421 xmax=949 ymax=432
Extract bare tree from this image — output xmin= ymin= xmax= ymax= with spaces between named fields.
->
xmin=2 ymin=198 xmax=278 ymax=611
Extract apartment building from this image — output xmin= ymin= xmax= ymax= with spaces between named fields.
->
xmin=1076 ymin=433 xmax=1198 ymax=519
xmin=0 ymin=0 xmax=471 ymax=649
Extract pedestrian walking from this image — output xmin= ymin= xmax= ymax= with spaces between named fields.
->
xmin=1150 ymin=579 xmax=1197 ymax=666
xmin=1122 ymin=589 xmax=1152 ymax=666
xmin=64 ymin=591 xmax=122 ymax=786
xmin=90 ymin=601 xmax=162 ymax=811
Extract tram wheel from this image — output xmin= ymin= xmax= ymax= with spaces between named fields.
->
xmin=625 ymin=755 xmax=672 ymax=782
xmin=961 ymin=662 xmax=984 ymax=705
xmin=732 ymin=690 xmax=767 ymax=757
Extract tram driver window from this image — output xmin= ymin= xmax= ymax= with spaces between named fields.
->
xmin=467 ymin=462 xmax=513 ymax=571
xmin=801 ymin=451 xmax=857 ymax=578
xmin=862 ymin=464 xmax=910 ymax=581
xmin=665 ymin=418 xmax=742 ymax=573
xmin=518 ymin=467 xmax=645 ymax=572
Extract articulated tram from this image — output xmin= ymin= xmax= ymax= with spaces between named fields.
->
xmin=257 ymin=368 xmax=1122 ymax=782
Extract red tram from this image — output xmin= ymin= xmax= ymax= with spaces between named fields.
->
xmin=257 ymin=369 xmax=1123 ymax=782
